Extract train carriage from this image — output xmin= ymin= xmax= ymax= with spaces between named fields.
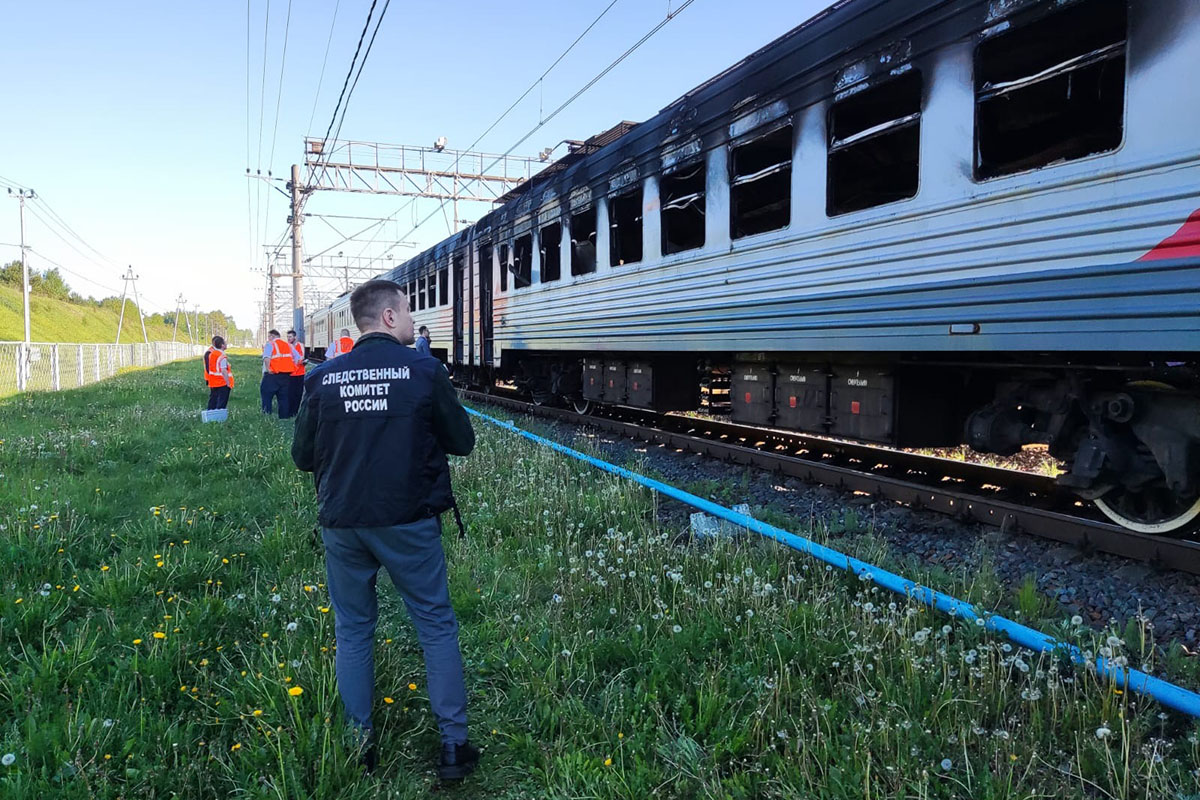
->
xmin=308 ymin=0 xmax=1200 ymax=535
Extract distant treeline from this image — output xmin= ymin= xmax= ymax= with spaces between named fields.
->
xmin=1 ymin=259 xmax=249 ymax=339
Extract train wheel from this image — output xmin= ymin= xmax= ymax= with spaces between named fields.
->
xmin=1094 ymin=487 xmax=1200 ymax=537
xmin=571 ymin=396 xmax=593 ymax=415
xmin=1093 ymin=379 xmax=1200 ymax=537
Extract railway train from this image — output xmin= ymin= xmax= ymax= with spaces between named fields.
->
xmin=307 ymin=0 xmax=1200 ymax=537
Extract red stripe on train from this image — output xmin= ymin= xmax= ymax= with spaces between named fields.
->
xmin=1139 ymin=209 xmax=1200 ymax=261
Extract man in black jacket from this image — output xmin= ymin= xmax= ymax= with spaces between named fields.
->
xmin=292 ymin=279 xmax=478 ymax=780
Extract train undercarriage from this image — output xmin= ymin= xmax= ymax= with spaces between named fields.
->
xmin=466 ymin=352 xmax=1200 ymax=537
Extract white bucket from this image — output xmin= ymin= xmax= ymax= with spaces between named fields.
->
xmin=201 ymin=409 xmax=228 ymax=423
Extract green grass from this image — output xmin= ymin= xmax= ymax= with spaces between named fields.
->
xmin=0 ymin=284 xmax=192 ymax=344
xmin=1 ymin=359 xmax=1199 ymax=799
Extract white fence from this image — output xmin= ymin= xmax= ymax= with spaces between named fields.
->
xmin=0 ymin=341 xmax=204 ymax=397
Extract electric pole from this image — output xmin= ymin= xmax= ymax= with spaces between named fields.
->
xmin=115 ymin=266 xmax=149 ymax=344
xmin=8 ymin=188 xmax=34 ymax=347
xmin=290 ymin=163 xmax=305 ymax=342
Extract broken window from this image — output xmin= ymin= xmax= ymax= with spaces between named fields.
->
xmin=828 ymin=70 xmax=921 ymax=216
xmin=512 ymin=234 xmax=532 ymax=288
xmin=570 ymin=207 xmax=597 ymax=276
xmin=661 ymin=162 xmax=706 ymax=255
xmin=416 ymin=277 xmax=426 ymax=311
xmin=975 ymin=0 xmax=1126 ymax=180
xmin=438 ymin=267 xmax=448 ymax=307
xmin=609 ymin=187 xmax=642 ymax=266
xmin=731 ymin=124 xmax=793 ymax=238
xmin=498 ymin=243 xmax=509 ymax=292
xmin=540 ymin=222 xmax=562 ymax=283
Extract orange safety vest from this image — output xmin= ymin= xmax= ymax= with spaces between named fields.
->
xmin=267 ymin=338 xmax=294 ymax=374
xmin=331 ymin=336 xmax=354 ymax=358
xmin=290 ymin=341 xmax=306 ymax=376
xmin=204 ymin=348 xmax=232 ymax=388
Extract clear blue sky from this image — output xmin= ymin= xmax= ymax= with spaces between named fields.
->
xmin=1 ymin=0 xmax=834 ymax=330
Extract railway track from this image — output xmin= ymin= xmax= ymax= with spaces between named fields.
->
xmin=460 ymin=390 xmax=1200 ymax=577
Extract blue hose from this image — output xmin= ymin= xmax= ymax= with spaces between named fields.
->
xmin=465 ymin=406 xmax=1200 ymax=719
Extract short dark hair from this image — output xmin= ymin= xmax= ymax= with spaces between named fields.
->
xmin=286 ymin=329 xmax=296 ymax=336
xmin=351 ymin=279 xmax=404 ymax=328
xmin=212 ymin=335 xmax=225 ymax=348
xmin=268 ymin=329 xmax=280 ymax=337
xmin=418 ymin=325 xmax=429 ymax=335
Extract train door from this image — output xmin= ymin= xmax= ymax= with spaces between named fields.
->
xmin=467 ymin=246 xmax=476 ymax=366
xmin=452 ymin=254 xmax=464 ymax=365
xmin=477 ymin=241 xmax=494 ymax=368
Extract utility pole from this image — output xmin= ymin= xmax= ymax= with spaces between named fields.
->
xmin=8 ymin=188 xmax=34 ymax=390
xmin=290 ymin=163 xmax=306 ymax=342
xmin=172 ymin=293 xmax=186 ymax=343
xmin=115 ymin=266 xmax=149 ymax=344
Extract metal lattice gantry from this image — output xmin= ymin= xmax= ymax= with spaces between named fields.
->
xmin=304 ymin=138 xmax=547 ymax=204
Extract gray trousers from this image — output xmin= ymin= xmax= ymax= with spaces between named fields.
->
xmin=322 ymin=517 xmax=468 ymax=745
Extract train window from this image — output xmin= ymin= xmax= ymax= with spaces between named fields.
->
xmin=438 ymin=267 xmax=448 ymax=306
xmin=731 ymin=124 xmax=792 ymax=238
xmin=828 ymin=70 xmax=921 ymax=216
xmin=499 ymin=244 xmax=509 ymax=292
xmin=975 ymin=0 xmax=1125 ymax=180
xmin=513 ymin=234 xmax=532 ymax=288
xmin=570 ymin=207 xmax=597 ymax=276
xmin=427 ymin=272 xmax=436 ymax=308
xmin=661 ymin=163 xmax=706 ymax=255
xmin=540 ymin=222 xmax=562 ymax=283
xmin=419 ymin=277 xmax=428 ymax=311
xmin=609 ymin=187 xmax=642 ymax=267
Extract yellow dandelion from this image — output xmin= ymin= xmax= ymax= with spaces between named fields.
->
xmin=288 ymin=686 xmax=303 ymax=697
xmin=199 ymin=659 xmax=209 ymax=667
xmin=14 ymin=598 xmax=22 ymax=604
xmin=230 ymin=743 xmax=241 ymax=751
xmin=133 ymin=638 xmax=142 ymax=645
xmin=153 ymin=631 xmax=166 ymax=640
xmin=618 ymin=732 xmax=624 ymax=739
xmin=408 ymin=683 xmax=417 ymax=691
xmin=180 ymin=685 xmax=188 ymax=692
xmin=100 ymin=565 xmax=110 ymax=572
xmin=153 ymin=509 xmax=160 ymax=516
xmin=384 ymin=697 xmax=395 ymax=704
xmin=252 ymin=709 xmax=263 ymax=717
xmin=221 ymin=558 xmax=229 ymax=564
xmin=156 ymin=561 xmax=164 ymax=568
xmin=604 ymin=757 xmax=613 ymax=766
xmin=261 ymin=632 xmax=269 ymax=639
xmin=319 ymin=607 xmax=330 ymax=614
xmin=183 ymin=539 xmax=190 ymax=544
xmin=72 ymin=585 xmax=80 ymax=592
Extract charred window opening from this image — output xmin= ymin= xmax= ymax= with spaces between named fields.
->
xmin=731 ymin=124 xmax=793 ymax=238
xmin=427 ymin=272 xmax=436 ymax=308
xmin=512 ymin=234 xmax=532 ymax=288
xmin=661 ymin=163 xmax=706 ymax=255
xmin=498 ymin=243 xmax=510 ymax=292
xmin=416 ymin=277 xmax=426 ymax=311
xmin=828 ymin=70 xmax=921 ymax=216
xmin=975 ymin=0 xmax=1126 ymax=180
xmin=438 ymin=267 xmax=448 ymax=306
xmin=540 ymin=222 xmax=562 ymax=283
xmin=609 ymin=187 xmax=642 ymax=266
xmin=570 ymin=207 xmax=597 ymax=276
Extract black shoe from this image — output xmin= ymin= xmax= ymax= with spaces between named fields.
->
xmin=359 ymin=730 xmax=378 ymax=775
xmin=437 ymin=740 xmax=480 ymax=781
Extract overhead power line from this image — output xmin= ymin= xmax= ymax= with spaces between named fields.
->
xmin=306 ymin=0 xmax=343 ymax=135
xmin=310 ymin=0 xmax=381 ymax=179
xmin=308 ymin=0 xmax=625 ymax=262
xmin=364 ymin=0 xmax=700 ymax=268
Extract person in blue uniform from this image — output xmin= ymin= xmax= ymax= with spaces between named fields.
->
xmin=414 ymin=325 xmax=431 ymax=357
xmin=291 ymin=279 xmax=478 ymax=780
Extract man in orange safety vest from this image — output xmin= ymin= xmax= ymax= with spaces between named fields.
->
xmin=326 ymin=328 xmax=355 ymax=360
xmin=261 ymin=329 xmax=299 ymax=418
xmin=203 ymin=335 xmax=234 ymax=410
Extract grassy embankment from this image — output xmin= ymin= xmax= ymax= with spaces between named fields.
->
xmin=0 ymin=284 xmax=188 ymax=344
xmin=0 ymin=358 xmax=1198 ymax=799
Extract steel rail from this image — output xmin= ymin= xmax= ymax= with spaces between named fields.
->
xmin=460 ymin=390 xmax=1200 ymax=576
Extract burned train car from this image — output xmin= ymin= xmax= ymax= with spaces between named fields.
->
xmin=309 ymin=0 xmax=1200 ymax=535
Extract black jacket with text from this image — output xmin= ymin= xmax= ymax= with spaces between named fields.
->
xmin=291 ymin=332 xmax=475 ymax=528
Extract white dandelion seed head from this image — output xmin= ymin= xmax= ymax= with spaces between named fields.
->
xmin=236 ymin=593 xmax=246 ymax=600
xmin=291 ymin=659 xmax=301 ymax=668
xmin=940 ymin=758 xmax=952 ymax=770
xmin=1071 ymin=615 xmax=1083 ymax=626
xmin=285 ymin=622 xmax=298 ymax=633
xmin=941 ymin=625 xmax=952 ymax=635
xmin=1107 ymin=636 xmax=1123 ymax=648
xmin=1 ymin=754 xmax=14 ymax=766
xmin=270 ymin=594 xmax=281 ymax=603
xmin=103 ymin=719 xmax=113 ymax=728
xmin=560 ymin=649 xmax=571 ymax=658
xmin=609 ymin=608 xmax=616 ymax=615
xmin=776 ymin=730 xmax=788 ymax=740
xmin=551 ymin=593 xmax=563 ymax=604
xmin=672 ymin=625 xmax=682 ymax=634
xmin=512 ymin=614 xmax=521 ymax=623
xmin=1096 ymin=726 xmax=1112 ymax=739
